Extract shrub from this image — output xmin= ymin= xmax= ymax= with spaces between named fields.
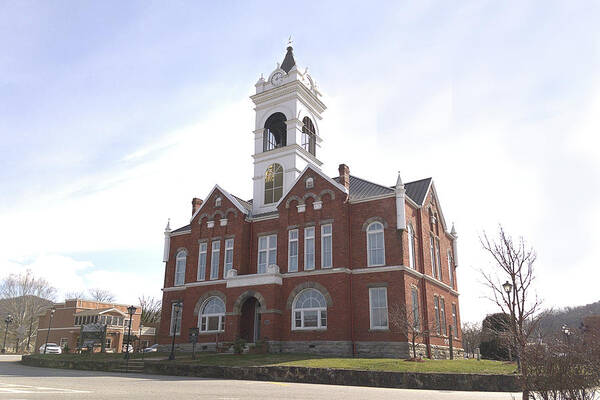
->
xmin=233 ymin=338 xmax=246 ymax=355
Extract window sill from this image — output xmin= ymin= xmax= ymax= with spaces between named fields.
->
xmin=369 ymin=328 xmax=390 ymax=332
xmin=199 ymin=330 xmax=224 ymax=335
xmin=367 ymin=264 xmax=385 ymax=268
xmin=292 ymin=328 xmax=327 ymax=332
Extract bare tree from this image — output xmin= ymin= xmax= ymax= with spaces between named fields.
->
xmin=64 ymin=291 xmax=87 ymax=300
xmin=88 ymin=288 xmax=115 ymax=303
xmin=461 ymin=322 xmax=482 ymax=358
xmin=481 ymin=226 xmax=542 ymax=399
xmin=0 ymin=270 xmax=56 ymax=353
xmin=138 ymin=295 xmax=161 ymax=324
xmin=389 ymin=302 xmax=430 ymax=359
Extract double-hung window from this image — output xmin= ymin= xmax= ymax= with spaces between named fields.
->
xmin=321 ymin=224 xmax=332 ymax=268
xmin=430 ymin=236 xmax=437 ymax=278
xmin=304 ymin=227 xmax=315 ymax=270
xmin=258 ymin=234 xmax=277 ymax=274
xmin=224 ymin=238 xmax=234 ymax=277
xmin=440 ymin=297 xmax=447 ymax=336
xmin=367 ymin=222 xmax=385 ymax=267
xmin=447 ymin=249 xmax=454 ymax=287
xmin=174 ymin=250 xmax=186 ymax=286
xmin=292 ymin=289 xmax=327 ymax=330
xmin=411 ymin=287 xmax=420 ymax=331
xmin=434 ymin=296 xmax=441 ymax=335
xmin=369 ymin=287 xmax=389 ymax=329
xmin=435 ymin=239 xmax=442 ymax=280
xmin=197 ymin=242 xmax=207 ymax=281
xmin=288 ymin=229 xmax=298 ymax=272
xmin=210 ymin=240 xmax=220 ymax=280
xmin=169 ymin=303 xmax=183 ymax=336
xmin=451 ymin=304 xmax=458 ymax=338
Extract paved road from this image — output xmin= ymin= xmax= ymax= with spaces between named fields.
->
xmin=0 ymin=355 xmax=520 ymax=399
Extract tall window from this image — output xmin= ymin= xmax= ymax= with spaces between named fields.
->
xmin=258 ymin=234 xmax=277 ymax=274
xmin=224 ymin=239 xmax=234 ymax=277
xmin=447 ymin=249 xmax=454 ymax=287
xmin=434 ymin=296 xmax=441 ymax=335
xmin=408 ymin=224 xmax=416 ymax=269
xmin=197 ymin=242 xmax=207 ymax=281
xmin=304 ymin=226 xmax=315 ymax=270
xmin=199 ymin=297 xmax=225 ymax=333
xmin=210 ymin=240 xmax=220 ymax=280
xmin=264 ymin=163 xmax=283 ymax=204
xmin=451 ymin=304 xmax=458 ymax=338
xmin=430 ymin=236 xmax=437 ymax=278
xmin=174 ymin=250 xmax=186 ymax=286
xmin=169 ymin=303 xmax=182 ymax=336
xmin=435 ymin=239 xmax=442 ymax=280
xmin=321 ymin=224 xmax=332 ymax=268
xmin=288 ymin=229 xmax=298 ymax=272
xmin=292 ymin=289 xmax=327 ymax=330
xmin=301 ymin=116 xmax=316 ymax=156
xmin=367 ymin=222 xmax=385 ymax=267
xmin=263 ymin=112 xmax=287 ymax=151
xmin=369 ymin=287 xmax=389 ymax=329
xmin=440 ymin=297 xmax=447 ymax=336
xmin=411 ymin=287 xmax=420 ymax=330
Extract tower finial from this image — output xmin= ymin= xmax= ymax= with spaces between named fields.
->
xmin=287 ymin=35 xmax=293 ymax=49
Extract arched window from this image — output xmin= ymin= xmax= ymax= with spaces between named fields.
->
xmin=199 ymin=297 xmax=225 ymax=332
xmin=174 ymin=250 xmax=187 ymax=286
xmin=263 ymin=112 xmax=287 ymax=151
xmin=367 ymin=222 xmax=385 ymax=267
xmin=215 ymin=197 xmax=222 ymax=207
xmin=301 ymin=116 xmax=316 ymax=156
xmin=408 ymin=224 xmax=416 ymax=269
xmin=292 ymin=288 xmax=327 ymax=330
xmin=264 ymin=163 xmax=283 ymax=204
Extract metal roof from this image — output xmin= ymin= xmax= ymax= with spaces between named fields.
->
xmin=333 ymin=174 xmax=432 ymax=205
xmin=404 ymin=178 xmax=432 ymax=205
xmin=280 ymin=46 xmax=296 ymax=73
xmin=171 ymin=224 xmax=191 ymax=234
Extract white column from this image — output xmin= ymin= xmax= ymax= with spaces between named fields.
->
xmin=395 ymin=171 xmax=406 ymax=230
xmin=162 ymin=220 xmax=171 ymax=262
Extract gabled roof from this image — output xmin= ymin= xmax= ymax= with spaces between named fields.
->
xmin=171 ymin=224 xmax=191 ymax=234
xmin=231 ymin=195 xmax=252 ymax=212
xmin=190 ymin=184 xmax=250 ymax=222
xmin=275 ymin=164 xmax=349 ymax=209
xmin=404 ymin=178 xmax=432 ymax=205
xmin=332 ymin=174 xmax=432 ymax=206
xmin=75 ymin=308 xmax=126 ymax=317
xmin=281 ymin=46 xmax=296 ymax=73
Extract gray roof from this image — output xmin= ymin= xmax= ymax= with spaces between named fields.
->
xmin=232 ymin=195 xmax=252 ymax=212
xmin=171 ymin=224 xmax=190 ymax=234
xmin=404 ymin=178 xmax=432 ymax=205
xmin=333 ymin=175 xmax=431 ymax=205
xmin=281 ymin=46 xmax=296 ymax=73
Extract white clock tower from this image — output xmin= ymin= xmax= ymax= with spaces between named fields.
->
xmin=250 ymin=44 xmax=327 ymax=215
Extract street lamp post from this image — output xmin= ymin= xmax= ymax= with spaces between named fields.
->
xmin=561 ymin=324 xmax=571 ymax=344
xmin=139 ymin=323 xmax=144 ymax=362
xmin=2 ymin=314 xmax=13 ymax=353
xmin=502 ymin=281 xmax=520 ymax=371
xmin=169 ymin=301 xmax=182 ymax=361
xmin=43 ymin=306 xmax=56 ymax=355
xmin=124 ymin=306 xmax=137 ymax=361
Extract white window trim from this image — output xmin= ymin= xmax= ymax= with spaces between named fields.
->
xmin=198 ymin=297 xmax=225 ymax=333
xmin=367 ymin=222 xmax=385 ymax=267
xmin=430 ymin=236 xmax=437 ymax=278
xmin=304 ymin=226 xmax=315 ymax=270
xmin=408 ymin=224 xmax=415 ymax=269
xmin=257 ymin=234 xmax=277 ymax=274
xmin=210 ymin=240 xmax=220 ymax=280
xmin=169 ymin=303 xmax=183 ymax=336
xmin=440 ymin=297 xmax=447 ymax=336
xmin=174 ymin=250 xmax=187 ymax=286
xmin=435 ymin=239 xmax=442 ymax=281
xmin=291 ymin=289 xmax=327 ymax=331
xmin=288 ymin=229 xmax=299 ymax=272
xmin=369 ymin=287 xmax=389 ymax=330
xmin=434 ymin=296 xmax=441 ymax=335
xmin=224 ymin=238 xmax=234 ymax=276
xmin=447 ymin=249 xmax=453 ymax=287
xmin=321 ymin=224 xmax=332 ymax=269
xmin=197 ymin=242 xmax=207 ymax=281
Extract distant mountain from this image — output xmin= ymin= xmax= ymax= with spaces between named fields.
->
xmin=537 ymin=300 xmax=600 ymax=337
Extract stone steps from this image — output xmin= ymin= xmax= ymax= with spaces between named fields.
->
xmin=108 ymin=360 xmax=145 ymax=373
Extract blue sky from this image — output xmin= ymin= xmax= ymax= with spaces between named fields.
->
xmin=1 ymin=1 xmax=599 ymax=323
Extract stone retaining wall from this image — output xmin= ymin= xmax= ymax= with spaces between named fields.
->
xmin=21 ymin=355 xmax=520 ymax=392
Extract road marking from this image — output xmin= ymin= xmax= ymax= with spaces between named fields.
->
xmin=0 ymin=383 xmax=90 ymax=394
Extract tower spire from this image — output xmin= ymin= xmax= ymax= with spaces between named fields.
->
xmin=281 ymin=39 xmax=296 ymax=73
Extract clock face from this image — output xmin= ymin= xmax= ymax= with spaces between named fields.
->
xmin=271 ymin=72 xmax=284 ymax=85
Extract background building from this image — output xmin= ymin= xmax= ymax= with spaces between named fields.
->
xmin=35 ymin=299 xmax=145 ymax=353
xmin=159 ymin=45 xmax=462 ymax=359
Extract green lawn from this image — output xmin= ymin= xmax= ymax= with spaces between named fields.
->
xmin=29 ymin=352 xmax=517 ymax=375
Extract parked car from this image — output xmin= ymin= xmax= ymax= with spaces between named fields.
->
xmin=39 ymin=343 xmax=62 ymax=354
xmin=122 ymin=344 xmax=134 ymax=353
xmin=142 ymin=344 xmax=159 ymax=353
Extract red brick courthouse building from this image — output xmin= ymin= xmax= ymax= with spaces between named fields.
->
xmin=159 ymin=45 xmax=462 ymax=358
